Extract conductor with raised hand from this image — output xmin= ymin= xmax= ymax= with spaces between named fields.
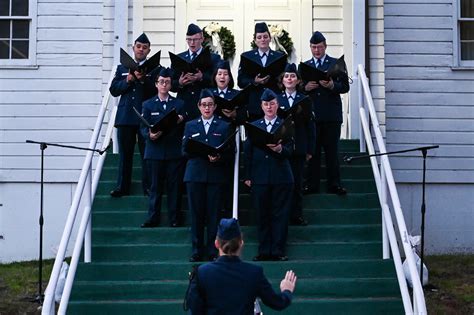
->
xmin=109 ymin=33 xmax=158 ymax=197
xmin=186 ymin=218 xmax=297 ymax=315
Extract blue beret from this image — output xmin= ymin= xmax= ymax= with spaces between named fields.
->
xmin=159 ymin=67 xmax=173 ymax=78
xmin=310 ymin=31 xmax=326 ymax=44
xmin=135 ymin=33 xmax=150 ymax=44
xmin=186 ymin=23 xmax=202 ymax=36
xmin=199 ymin=88 xmax=214 ymax=100
xmin=217 ymin=60 xmax=231 ymax=71
xmin=217 ymin=218 xmax=241 ymax=240
xmin=260 ymin=88 xmax=277 ymax=102
xmin=284 ymin=63 xmax=297 ymax=73
xmin=255 ymin=22 xmax=269 ymax=34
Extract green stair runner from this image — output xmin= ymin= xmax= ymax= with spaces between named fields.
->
xmin=68 ymin=140 xmax=403 ymax=314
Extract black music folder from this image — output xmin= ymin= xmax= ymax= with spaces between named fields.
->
xmin=214 ymin=85 xmax=252 ymax=111
xmin=120 ymin=48 xmax=161 ymax=74
xmin=245 ymin=116 xmax=295 ymax=148
xmin=185 ymin=130 xmax=237 ymax=157
xmin=169 ymin=47 xmax=212 ymax=74
xmin=299 ymin=55 xmax=346 ymax=82
xmin=277 ymin=95 xmax=312 ymax=122
xmin=239 ymin=53 xmax=287 ymax=78
xmin=133 ymin=107 xmax=179 ymax=135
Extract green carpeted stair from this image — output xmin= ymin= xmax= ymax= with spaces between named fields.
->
xmin=68 ymin=140 xmax=403 ymax=314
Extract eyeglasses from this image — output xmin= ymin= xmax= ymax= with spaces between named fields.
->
xmin=156 ymin=79 xmax=171 ymax=85
xmin=199 ymin=103 xmax=215 ymax=108
xmin=186 ymin=37 xmax=203 ymax=43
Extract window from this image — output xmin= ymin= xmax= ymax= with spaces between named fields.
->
xmin=0 ymin=0 xmax=36 ymax=66
xmin=455 ymin=0 xmax=474 ymax=66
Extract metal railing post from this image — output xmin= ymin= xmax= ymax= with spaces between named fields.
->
xmin=381 ymin=162 xmax=390 ymax=259
xmin=232 ymin=127 xmax=240 ymax=219
xmin=84 ymin=165 xmax=92 ymax=262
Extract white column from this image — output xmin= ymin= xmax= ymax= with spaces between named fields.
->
xmin=350 ymin=0 xmax=366 ymax=140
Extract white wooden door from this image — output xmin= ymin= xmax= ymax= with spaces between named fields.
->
xmin=185 ymin=0 xmax=312 ymax=75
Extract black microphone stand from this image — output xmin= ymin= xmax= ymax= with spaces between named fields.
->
xmin=25 ymin=140 xmax=107 ymax=304
xmin=343 ymin=145 xmax=439 ymax=286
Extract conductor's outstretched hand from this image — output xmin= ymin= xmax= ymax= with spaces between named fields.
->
xmin=280 ymin=270 xmax=297 ymax=293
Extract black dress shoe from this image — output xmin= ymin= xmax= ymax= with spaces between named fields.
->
xmin=253 ymin=254 xmax=271 ymax=261
xmin=169 ymin=222 xmax=180 ymax=228
xmin=271 ymin=255 xmax=288 ymax=261
xmin=291 ymin=216 xmax=308 ymax=226
xmin=328 ymin=186 xmax=347 ymax=196
xmin=303 ymin=185 xmax=319 ymax=195
xmin=110 ymin=189 xmax=129 ymax=198
xmin=208 ymin=254 xmax=218 ymax=262
xmin=140 ymin=221 xmax=159 ymax=228
xmin=189 ymin=254 xmax=202 ymax=262
xmin=143 ymin=189 xmax=150 ymax=196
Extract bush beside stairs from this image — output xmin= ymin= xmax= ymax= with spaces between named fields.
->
xmin=68 ymin=139 xmax=404 ymax=314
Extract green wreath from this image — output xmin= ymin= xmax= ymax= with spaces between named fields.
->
xmin=203 ymin=22 xmax=236 ymax=60
xmin=251 ymin=24 xmax=294 ymax=58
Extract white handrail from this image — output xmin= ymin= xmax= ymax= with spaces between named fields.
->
xmin=42 ymin=70 xmax=117 ymax=315
xmin=357 ymin=64 xmax=427 ymax=314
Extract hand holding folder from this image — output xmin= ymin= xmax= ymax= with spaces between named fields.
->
xmin=245 ymin=116 xmax=295 ymax=149
xmin=169 ymin=47 xmax=212 ymax=75
xmin=299 ymin=55 xmax=346 ymax=82
xmin=239 ymin=53 xmax=287 ymax=79
xmin=277 ymin=95 xmax=312 ymax=122
xmin=133 ymin=107 xmax=180 ymax=135
xmin=185 ymin=130 xmax=237 ymax=157
xmin=120 ymin=48 xmax=161 ymax=74
xmin=214 ymin=85 xmax=252 ymax=111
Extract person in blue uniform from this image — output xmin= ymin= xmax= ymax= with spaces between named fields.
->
xmin=238 ymin=22 xmax=285 ymax=122
xmin=211 ymin=60 xmax=247 ymax=125
xmin=301 ymin=31 xmax=349 ymax=195
xmin=186 ymin=218 xmax=297 ymax=315
xmin=277 ymin=63 xmax=316 ymax=226
xmin=244 ymin=89 xmax=294 ymax=261
xmin=171 ymin=23 xmax=221 ymax=120
xmin=182 ymin=89 xmax=234 ymax=262
xmin=109 ymin=33 xmax=158 ymax=197
xmin=140 ymin=68 xmax=187 ymax=228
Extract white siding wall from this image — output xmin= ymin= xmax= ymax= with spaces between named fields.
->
xmin=384 ymin=0 xmax=474 ymax=183
xmin=0 ymin=0 xmax=103 ymax=183
xmin=313 ymin=0 xmax=344 ymax=60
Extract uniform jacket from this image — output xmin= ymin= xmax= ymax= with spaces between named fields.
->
xmin=301 ymin=55 xmax=349 ymax=123
xmin=182 ymin=116 xmax=234 ymax=183
xmin=141 ymin=95 xmax=187 ymax=160
xmin=244 ymin=117 xmax=294 ymax=185
xmin=277 ymin=91 xmax=316 ymax=156
xmin=237 ymin=49 xmax=285 ymax=119
xmin=171 ymin=50 xmax=221 ymax=119
xmin=110 ymin=64 xmax=159 ymax=126
xmin=187 ymin=255 xmax=292 ymax=315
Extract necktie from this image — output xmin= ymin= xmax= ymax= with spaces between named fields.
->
xmin=266 ymin=122 xmax=272 ymax=132
xmin=260 ymin=53 xmax=267 ymax=59
xmin=288 ymin=95 xmax=294 ymax=106
xmin=204 ymin=121 xmax=210 ymax=134
xmin=316 ymin=59 xmax=322 ymax=68
xmin=161 ymin=101 xmax=167 ymax=111
xmin=260 ymin=53 xmax=267 ymax=66
xmin=191 ymin=52 xmax=197 ymax=60
xmin=219 ymin=91 xmax=225 ymax=98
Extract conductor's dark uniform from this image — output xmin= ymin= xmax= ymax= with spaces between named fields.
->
xmin=182 ymin=114 xmax=234 ymax=260
xmin=187 ymin=255 xmax=293 ymax=315
xmin=141 ymin=92 xmax=187 ymax=227
xmin=244 ymin=114 xmax=294 ymax=260
xmin=109 ymin=33 xmax=158 ymax=196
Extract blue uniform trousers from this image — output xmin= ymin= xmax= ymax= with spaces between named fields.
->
xmin=289 ymin=155 xmax=305 ymax=220
xmin=308 ymin=122 xmax=342 ymax=191
xmin=186 ymin=182 xmax=224 ymax=257
xmin=251 ymin=183 xmax=292 ymax=257
xmin=147 ymin=158 xmax=186 ymax=225
xmin=116 ymin=126 xmax=148 ymax=194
